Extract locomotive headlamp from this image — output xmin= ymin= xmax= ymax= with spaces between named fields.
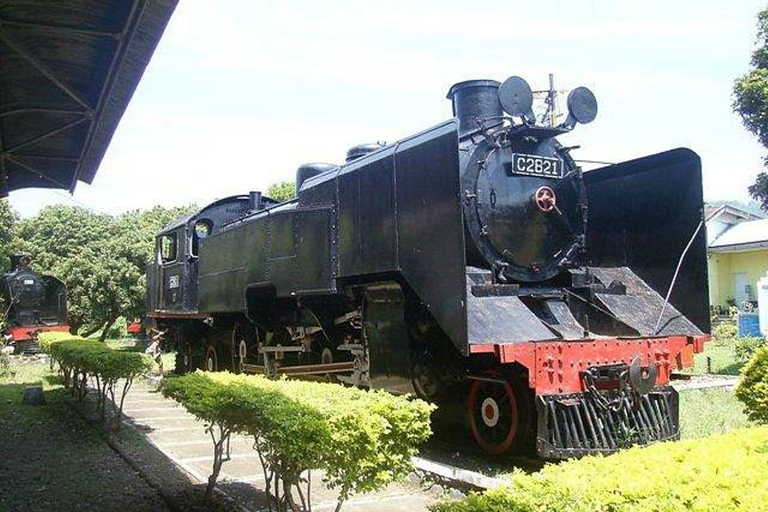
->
xmin=566 ymin=87 xmax=598 ymax=124
xmin=498 ymin=76 xmax=534 ymax=119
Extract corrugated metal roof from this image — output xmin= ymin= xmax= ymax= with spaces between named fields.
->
xmin=0 ymin=0 xmax=178 ymax=197
xmin=710 ymin=218 xmax=768 ymax=250
xmin=705 ymin=203 xmax=763 ymax=222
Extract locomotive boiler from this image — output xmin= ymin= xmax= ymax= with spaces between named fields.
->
xmin=2 ymin=254 xmax=69 ymax=352
xmin=147 ymin=75 xmax=710 ymax=459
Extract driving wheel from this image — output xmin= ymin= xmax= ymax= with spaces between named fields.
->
xmin=467 ymin=378 xmax=520 ymax=455
xmin=175 ymin=341 xmax=193 ymax=375
xmin=205 ymin=344 xmax=218 ymax=372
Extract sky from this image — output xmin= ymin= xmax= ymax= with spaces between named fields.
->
xmin=8 ymin=0 xmax=768 ymax=217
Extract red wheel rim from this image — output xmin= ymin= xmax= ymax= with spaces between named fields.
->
xmin=467 ymin=379 xmax=519 ymax=455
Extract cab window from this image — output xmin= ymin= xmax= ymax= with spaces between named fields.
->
xmin=159 ymin=234 xmax=177 ymax=264
xmin=191 ymin=220 xmax=212 ymax=258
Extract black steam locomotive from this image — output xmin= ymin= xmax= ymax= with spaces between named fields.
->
xmin=2 ymin=254 xmax=69 ymax=352
xmin=147 ymin=76 xmax=710 ymax=458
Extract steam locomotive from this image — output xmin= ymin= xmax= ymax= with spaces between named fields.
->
xmin=147 ymin=76 xmax=710 ymax=459
xmin=1 ymin=254 xmax=68 ymax=352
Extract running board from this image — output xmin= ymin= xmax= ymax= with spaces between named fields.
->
xmin=241 ymin=361 xmax=354 ymax=376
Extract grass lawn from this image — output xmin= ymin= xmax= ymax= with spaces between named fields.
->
xmin=0 ymin=359 xmax=171 ymax=512
xmin=0 ymin=357 xmax=234 ymax=512
xmin=690 ymin=342 xmax=744 ymax=376
xmin=678 ymin=387 xmax=750 ymax=439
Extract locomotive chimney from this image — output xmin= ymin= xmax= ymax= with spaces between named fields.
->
xmin=248 ymin=191 xmax=262 ymax=211
xmin=446 ymin=79 xmax=503 ymax=135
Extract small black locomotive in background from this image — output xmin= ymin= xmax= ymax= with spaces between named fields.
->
xmin=147 ymin=75 xmax=710 ymax=459
xmin=2 ymin=254 xmax=68 ymax=352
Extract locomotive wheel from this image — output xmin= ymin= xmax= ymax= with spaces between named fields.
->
xmin=205 ymin=344 xmax=219 ymax=372
xmin=174 ymin=341 xmax=193 ymax=375
xmin=232 ymin=323 xmax=260 ymax=373
xmin=467 ymin=378 xmax=526 ymax=455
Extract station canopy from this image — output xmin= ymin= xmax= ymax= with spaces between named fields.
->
xmin=0 ymin=0 xmax=178 ymax=197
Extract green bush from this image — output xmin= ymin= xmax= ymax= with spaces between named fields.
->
xmin=0 ymin=351 xmax=11 ymax=378
xmin=735 ymin=336 xmax=768 ymax=362
xmin=37 ymin=331 xmax=76 ymax=352
xmin=712 ymin=320 xmax=738 ymax=346
xmin=41 ymin=332 xmax=152 ymax=426
xmin=162 ymin=371 xmax=435 ymax=509
xmin=736 ymin=347 xmax=768 ymax=424
xmin=433 ymin=427 xmax=768 ymax=512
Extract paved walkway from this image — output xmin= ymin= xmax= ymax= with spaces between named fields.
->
xmin=120 ymin=381 xmax=438 ymax=512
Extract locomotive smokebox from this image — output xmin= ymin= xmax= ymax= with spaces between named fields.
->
xmin=446 ymin=80 xmax=503 ymax=135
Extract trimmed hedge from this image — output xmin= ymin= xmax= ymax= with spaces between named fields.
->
xmin=433 ymin=427 xmax=768 ymax=512
xmin=38 ymin=331 xmax=76 ymax=352
xmin=40 ymin=332 xmax=152 ymax=426
xmin=162 ymin=371 xmax=435 ymax=509
xmin=736 ymin=346 xmax=768 ymax=423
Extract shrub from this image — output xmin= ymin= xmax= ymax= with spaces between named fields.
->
xmin=735 ymin=336 xmax=767 ymax=362
xmin=433 ymin=426 xmax=768 ymax=512
xmin=736 ymin=347 xmax=768 ymax=424
xmin=0 ymin=351 xmax=10 ymax=378
xmin=37 ymin=331 xmax=75 ymax=352
xmin=162 ymin=371 xmax=435 ymax=509
xmin=41 ymin=332 xmax=152 ymax=426
xmin=712 ymin=320 xmax=738 ymax=346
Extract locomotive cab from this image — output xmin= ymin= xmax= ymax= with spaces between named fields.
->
xmin=147 ymin=193 xmax=280 ymax=315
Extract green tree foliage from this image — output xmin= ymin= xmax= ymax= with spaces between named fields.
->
xmin=736 ymin=346 xmax=768 ymax=423
xmin=733 ymin=8 xmax=768 ymax=211
xmin=0 ymin=199 xmax=19 ymax=269
xmin=433 ymin=426 xmax=768 ymax=512
xmin=0 ymin=200 xmax=21 ymax=331
xmin=266 ymin=181 xmax=296 ymax=202
xmin=13 ymin=204 xmax=196 ymax=338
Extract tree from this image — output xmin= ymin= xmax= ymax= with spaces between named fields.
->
xmin=0 ymin=199 xmax=19 ymax=269
xmin=15 ymin=206 xmax=116 ymax=335
xmin=0 ymin=199 xmax=17 ymax=332
xmin=266 ymin=181 xmax=296 ymax=202
xmin=17 ymin=204 xmax=196 ymax=339
xmin=733 ymin=8 xmax=768 ymax=211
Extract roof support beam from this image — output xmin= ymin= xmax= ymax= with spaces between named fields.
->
xmin=4 ymin=117 xmax=89 ymax=154
xmin=71 ymin=0 xmax=146 ymax=191
xmin=0 ymin=124 xmax=6 ymax=197
xmin=6 ymin=155 xmax=79 ymax=162
xmin=0 ymin=106 xmax=88 ymax=118
xmin=0 ymin=29 xmax=93 ymax=111
xmin=0 ymin=18 xmax=122 ymax=39
xmin=5 ymin=154 xmax=70 ymax=189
